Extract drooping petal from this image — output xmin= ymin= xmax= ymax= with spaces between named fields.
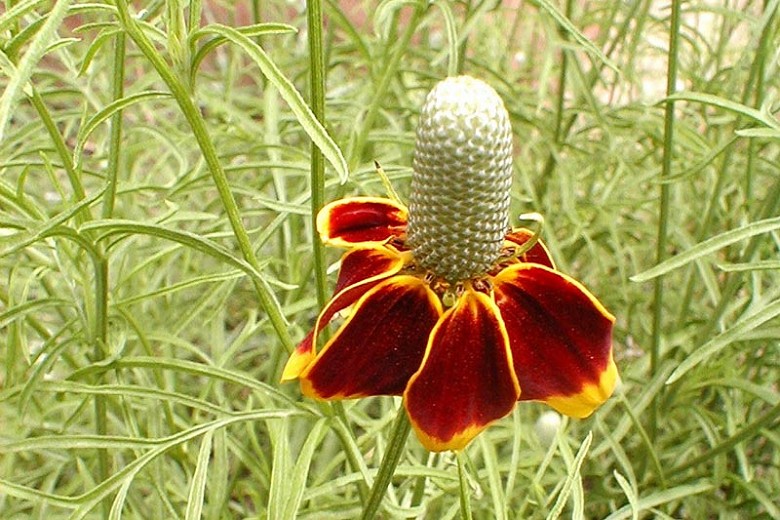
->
xmin=404 ymin=289 xmax=520 ymax=452
xmin=493 ymin=264 xmax=617 ymax=418
xmin=504 ymin=228 xmax=554 ymax=268
xmin=281 ymin=247 xmax=405 ymax=382
xmin=317 ymin=197 xmax=408 ymax=247
xmin=300 ymin=275 xmax=442 ymax=398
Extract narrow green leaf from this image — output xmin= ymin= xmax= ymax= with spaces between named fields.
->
xmin=116 ymin=270 xmax=245 ymax=306
xmin=73 ymin=91 xmax=172 ymax=166
xmin=78 ymin=27 xmax=121 ymax=76
xmin=604 ymin=483 xmax=714 ymax=520
xmin=667 ymin=299 xmax=780 ymax=384
xmin=0 ymin=0 xmax=48 ymax=35
xmin=69 ymin=410 xmax=299 ymax=520
xmin=478 ymin=436 xmax=507 ymax=520
xmin=533 ymin=0 xmax=619 ymax=73
xmin=36 ymin=381 xmax=232 ymax=415
xmin=189 ymin=23 xmax=296 ymax=81
xmin=359 ymin=407 xmax=410 ymax=520
xmin=631 ymin=216 xmax=780 ymax=282
xmin=0 ymin=298 xmax=72 ymax=330
xmin=206 ymin=429 xmax=229 ymax=520
xmin=185 ymin=430 xmax=214 ymax=520
xmin=268 ymin=421 xmax=291 ymax=520
xmin=666 ymin=91 xmax=780 ymax=130
xmin=727 ymin=474 xmax=780 ymax=518
xmin=193 ymin=24 xmax=349 ymax=182
xmin=67 ymin=356 xmax=299 ymax=407
xmin=0 ymin=478 xmax=77 ymax=508
xmin=613 ymin=471 xmax=639 ymax=520
xmin=0 ymin=187 xmax=104 ymax=258
xmin=80 ymin=219 xmax=266 ymax=282
xmin=717 ymin=260 xmax=780 ymax=272
xmin=547 ymin=431 xmax=592 ymax=520
xmin=0 ymin=0 xmax=73 ymax=142
xmin=432 ymin=0 xmax=459 ymax=76
xmin=735 ymin=127 xmax=780 ymax=139
xmin=282 ymin=419 xmax=328 ymax=519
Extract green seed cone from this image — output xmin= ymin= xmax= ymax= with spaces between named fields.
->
xmin=407 ymin=76 xmax=513 ymax=282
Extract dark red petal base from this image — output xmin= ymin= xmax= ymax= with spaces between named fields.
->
xmin=281 ymin=247 xmax=404 ymax=382
xmin=317 ymin=197 xmax=408 ymax=246
xmin=493 ymin=264 xmax=617 ymax=418
xmin=301 ymin=275 xmax=441 ymax=398
xmin=404 ymin=290 xmax=520 ymax=451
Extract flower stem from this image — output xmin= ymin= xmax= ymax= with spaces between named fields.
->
xmin=102 ymin=31 xmax=125 ymax=219
xmin=115 ymin=0 xmax=295 ymax=353
xmin=307 ymin=0 xmax=328 ymax=308
xmin=457 ymin=451 xmax=473 ymax=520
xmin=649 ymin=0 xmax=681 ymax=442
xmin=360 ymin=407 xmax=412 ymax=520
xmin=348 ymin=4 xmax=422 ymax=170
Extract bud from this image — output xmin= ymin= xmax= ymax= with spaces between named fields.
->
xmin=534 ymin=410 xmax=562 ymax=448
xmin=407 ymin=76 xmax=513 ymax=282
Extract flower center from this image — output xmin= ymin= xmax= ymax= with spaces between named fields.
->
xmin=407 ymin=75 xmax=514 ymax=283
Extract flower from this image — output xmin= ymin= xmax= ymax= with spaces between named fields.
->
xmin=282 ymin=76 xmax=617 ymax=451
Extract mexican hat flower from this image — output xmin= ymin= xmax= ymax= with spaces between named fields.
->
xmin=283 ymin=76 xmax=617 ymax=451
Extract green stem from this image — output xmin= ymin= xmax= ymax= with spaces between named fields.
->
xmin=669 ymin=400 xmax=780 ymax=475
xmin=535 ymin=0 xmax=642 ymax=199
xmin=307 ymin=0 xmax=328 ymax=308
xmin=696 ymin=174 xmax=780 ymax=340
xmin=117 ymin=0 xmax=371 ymax=502
xmin=304 ymin=1 xmax=373 ymax=500
xmin=115 ymin=0 xmax=294 ymax=352
xmin=348 ymin=4 xmax=423 ymax=170
xmin=29 ymin=89 xmax=92 ymax=224
xmin=102 ymin=32 xmax=126 ymax=219
xmin=675 ymin=0 xmax=776 ymax=325
xmin=92 ymin=254 xmax=110 ymax=519
xmin=649 ymin=0 xmax=681 ymax=440
xmin=536 ymin=0 xmax=574 ymax=198
xmin=457 ymin=451 xmax=473 ymax=520
xmin=360 ymin=407 xmax=412 ymax=520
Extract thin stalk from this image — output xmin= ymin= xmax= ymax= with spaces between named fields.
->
xmin=457 ymin=451 xmax=473 ymax=520
xmin=102 ymin=32 xmax=125 ymax=219
xmin=669 ymin=400 xmax=780 ymax=475
xmin=92 ymin=254 xmax=110 ymax=519
xmin=744 ymin=0 xmax=773 ymax=211
xmin=188 ymin=0 xmax=202 ymax=32
xmin=649 ymin=0 xmax=682 ymax=441
xmin=696 ymin=174 xmax=780 ymax=340
xmin=117 ymin=0 xmax=371 ymax=501
xmin=29 ymin=89 xmax=92 ymax=224
xmin=348 ymin=5 xmax=423 ymax=170
xmin=675 ymin=0 xmax=776 ymax=325
xmin=537 ymin=0 xmax=574 ymax=198
xmin=115 ymin=0 xmax=294 ymax=352
xmin=360 ymin=408 xmax=412 ymax=520
xmin=305 ymin=2 xmax=372 ymax=501
xmin=307 ymin=0 xmax=328 ymax=308
xmin=456 ymin=1 xmax=470 ymax=74
xmin=536 ymin=0 xmax=644 ymax=198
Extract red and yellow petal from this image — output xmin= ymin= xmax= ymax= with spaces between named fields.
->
xmin=281 ymin=247 xmax=405 ymax=382
xmin=493 ymin=264 xmax=617 ymax=418
xmin=317 ymin=197 xmax=408 ymax=247
xmin=505 ymin=228 xmax=555 ymax=268
xmin=300 ymin=275 xmax=442 ymax=399
xmin=404 ymin=289 xmax=520 ymax=452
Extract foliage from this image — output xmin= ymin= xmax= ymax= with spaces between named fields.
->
xmin=1 ymin=0 xmax=779 ymax=518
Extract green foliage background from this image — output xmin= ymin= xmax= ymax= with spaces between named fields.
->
xmin=1 ymin=0 xmax=779 ymax=518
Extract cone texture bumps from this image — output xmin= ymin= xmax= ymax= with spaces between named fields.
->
xmin=408 ymin=76 xmax=513 ymax=282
